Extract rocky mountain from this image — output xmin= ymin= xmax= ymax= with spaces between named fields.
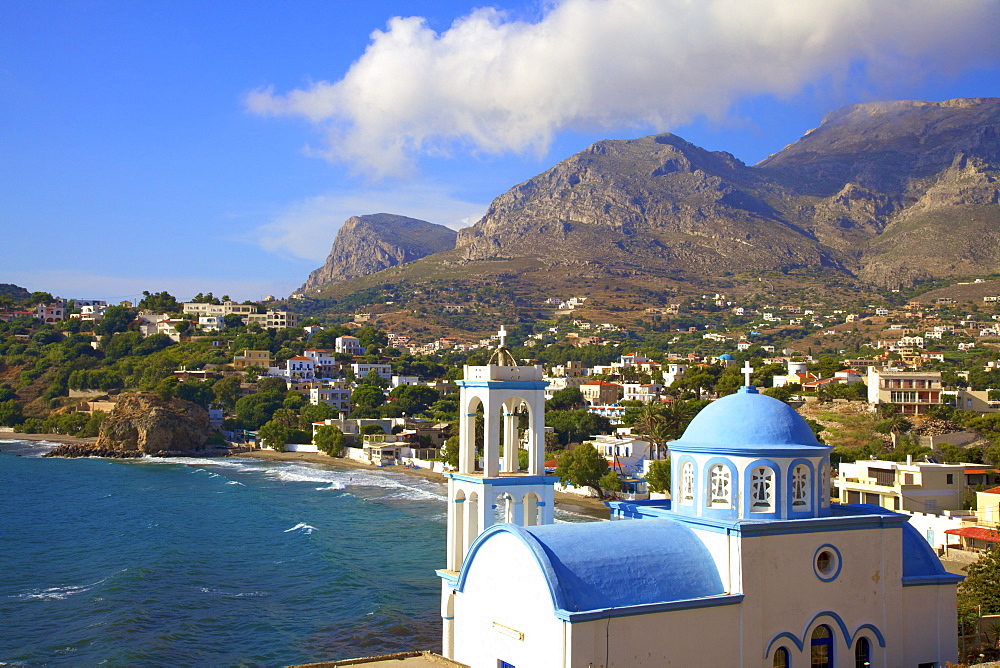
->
xmin=452 ymin=97 xmax=999 ymax=288
xmin=300 ymin=214 xmax=458 ymax=293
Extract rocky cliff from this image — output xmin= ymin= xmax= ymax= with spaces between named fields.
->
xmin=45 ymin=393 xmax=211 ymax=458
xmin=300 ymin=214 xmax=458 ymax=292
xmin=452 ymin=97 xmax=1000 ymax=287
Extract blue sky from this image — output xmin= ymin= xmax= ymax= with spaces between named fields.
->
xmin=2 ymin=0 xmax=999 ymax=303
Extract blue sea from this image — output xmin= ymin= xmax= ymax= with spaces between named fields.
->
xmin=0 ymin=440 xmax=597 ymax=666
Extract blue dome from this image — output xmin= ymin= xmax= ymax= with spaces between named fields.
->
xmin=459 ymin=520 xmax=724 ymax=617
xmin=672 ymin=387 xmax=829 ymax=454
xmin=719 ymin=354 xmax=735 ymax=361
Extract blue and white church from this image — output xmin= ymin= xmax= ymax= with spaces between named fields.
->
xmin=439 ymin=350 xmax=961 ymax=667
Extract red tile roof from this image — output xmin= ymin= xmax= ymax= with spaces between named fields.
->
xmin=944 ymin=526 xmax=1000 ymax=543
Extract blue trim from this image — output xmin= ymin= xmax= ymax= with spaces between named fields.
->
xmin=743 ymin=458 xmax=782 ymax=518
xmin=785 ymin=458 xmax=816 ymax=518
xmin=436 ymin=569 xmax=459 ymax=584
xmin=553 ymin=593 xmax=744 ymax=622
xmin=672 ymin=455 xmax=698 ymax=514
xmin=702 ymin=456 xmax=739 ymax=519
xmin=764 ymin=611 xmax=886 ymax=658
xmin=670 ymin=443 xmax=832 ymax=458
xmin=902 ymin=573 xmax=964 ymax=586
xmin=445 ymin=473 xmax=557 ymax=487
xmin=813 ymin=543 xmax=843 ymax=582
xmin=457 ymin=380 xmax=549 ymax=390
xmin=604 ymin=502 xmax=908 ymax=536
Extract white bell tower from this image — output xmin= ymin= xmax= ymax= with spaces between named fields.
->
xmin=438 ymin=326 xmax=555 ymax=659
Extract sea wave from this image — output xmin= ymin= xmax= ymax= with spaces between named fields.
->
xmin=6 ymin=569 xmax=127 ymax=602
xmin=284 ymin=523 xmax=316 ymax=534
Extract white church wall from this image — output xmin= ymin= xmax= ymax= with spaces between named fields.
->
xmin=453 ymin=532 xmax=567 ymax=668
xmin=567 ymin=604 xmax=741 ymax=668
xmin=740 ymin=527 xmax=905 ymax=665
xmin=899 ymin=583 xmax=959 ymax=666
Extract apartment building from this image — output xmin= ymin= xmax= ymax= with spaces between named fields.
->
xmin=867 ymin=367 xmax=942 ymax=415
xmin=835 ymin=457 xmax=965 ymax=513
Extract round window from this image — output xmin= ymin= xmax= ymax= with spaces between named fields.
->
xmin=813 ymin=544 xmax=842 ymax=581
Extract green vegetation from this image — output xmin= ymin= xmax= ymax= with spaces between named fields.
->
xmin=314 ymin=425 xmax=345 ymax=457
xmin=554 ymin=443 xmax=611 ymax=499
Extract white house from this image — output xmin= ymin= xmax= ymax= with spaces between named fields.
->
xmin=335 ymin=336 xmax=363 ymax=355
xmin=351 ymin=363 xmax=392 ymax=382
xmin=443 ymin=385 xmax=961 ymax=667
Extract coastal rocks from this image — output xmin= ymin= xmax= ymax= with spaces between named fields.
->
xmin=45 ymin=392 xmax=211 ymax=458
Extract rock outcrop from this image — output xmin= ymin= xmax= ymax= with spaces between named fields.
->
xmin=300 ymin=213 xmax=458 ymax=292
xmin=45 ymin=393 xmax=211 ymax=458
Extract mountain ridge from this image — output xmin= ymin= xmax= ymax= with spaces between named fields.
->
xmin=303 ymin=98 xmax=1000 ymax=296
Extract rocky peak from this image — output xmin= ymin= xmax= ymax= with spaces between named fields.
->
xmin=301 ymin=213 xmax=457 ymax=293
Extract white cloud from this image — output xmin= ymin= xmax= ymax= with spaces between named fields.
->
xmin=246 ymin=0 xmax=1000 ymax=176
xmin=250 ymin=185 xmax=486 ymax=262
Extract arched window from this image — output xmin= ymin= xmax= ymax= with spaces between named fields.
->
xmin=681 ymin=461 xmax=694 ymax=504
xmin=811 ymin=625 xmax=833 ymax=668
xmin=773 ymin=646 xmax=789 ymax=668
xmin=751 ymin=466 xmax=774 ymax=512
xmin=708 ymin=464 xmax=731 ymax=508
xmin=854 ymin=636 xmax=871 ymax=667
xmin=792 ymin=465 xmax=810 ymax=510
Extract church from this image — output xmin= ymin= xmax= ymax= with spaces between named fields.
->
xmin=437 ymin=340 xmax=961 ymax=667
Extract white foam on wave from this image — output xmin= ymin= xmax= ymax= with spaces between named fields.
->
xmin=7 ymin=568 xmax=127 ymax=602
xmin=226 ymin=480 xmax=244 ymax=486
xmin=284 ymin=522 xmax=316 ymax=534
xmin=197 ymin=586 xmax=269 ymax=599
xmin=138 ymin=456 xmax=262 ymax=474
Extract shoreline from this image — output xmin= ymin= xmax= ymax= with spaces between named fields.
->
xmin=0 ymin=432 xmax=98 ymax=446
xmin=1 ymin=435 xmax=612 ymax=520
xmin=240 ymin=449 xmax=613 ymax=520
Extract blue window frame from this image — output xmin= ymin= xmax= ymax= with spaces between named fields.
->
xmin=811 ymin=625 xmax=833 ymax=668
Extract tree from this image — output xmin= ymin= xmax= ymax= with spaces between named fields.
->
xmin=95 ymin=306 xmax=136 ymax=336
xmin=314 ymin=425 xmax=345 ymax=457
xmin=388 ymin=384 xmax=439 ymax=415
xmin=645 ymin=459 xmax=671 ymax=493
xmin=554 ymin=443 xmax=610 ymax=499
xmin=0 ymin=399 xmax=24 ymax=426
xmin=545 ymin=409 xmax=612 ymax=447
xmin=175 ymin=380 xmax=213 ymax=407
xmin=235 ymin=391 xmax=284 ymax=429
xmin=212 ymin=376 xmax=242 ymax=412
xmin=360 ymin=423 xmax=388 ymax=435
xmin=299 ymin=402 xmax=337 ymax=429
xmin=138 ymin=290 xmax=179 ymax=312
xmin=359 ymin=368 xmax=389 ymax=389
xmin=546 ymin=387 xmax=586 ymax=411
xmin=258 ymin=419 xmax=289 ymax=452
xmin=959 ymin=541 xmax=1000 ymax=621
xmin=441 ymin=435 xmax=459 ymax=468
xmin=351 ymin=384 xmax=386 ymax=417
xmin=599 ymin=469 xmax=622 ymax=496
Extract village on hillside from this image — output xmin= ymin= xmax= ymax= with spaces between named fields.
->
xmin=7 ymin=284 xmax=1000 ymax=579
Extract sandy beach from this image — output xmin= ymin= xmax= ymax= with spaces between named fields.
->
xmin=0 ymin=432 xmax=98 ymax=446
xmin=1 ymin=434 xmax=612 ymax=520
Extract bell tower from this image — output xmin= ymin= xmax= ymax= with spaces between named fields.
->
xmin=438 ymin=326 xmax=555 ymax=658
